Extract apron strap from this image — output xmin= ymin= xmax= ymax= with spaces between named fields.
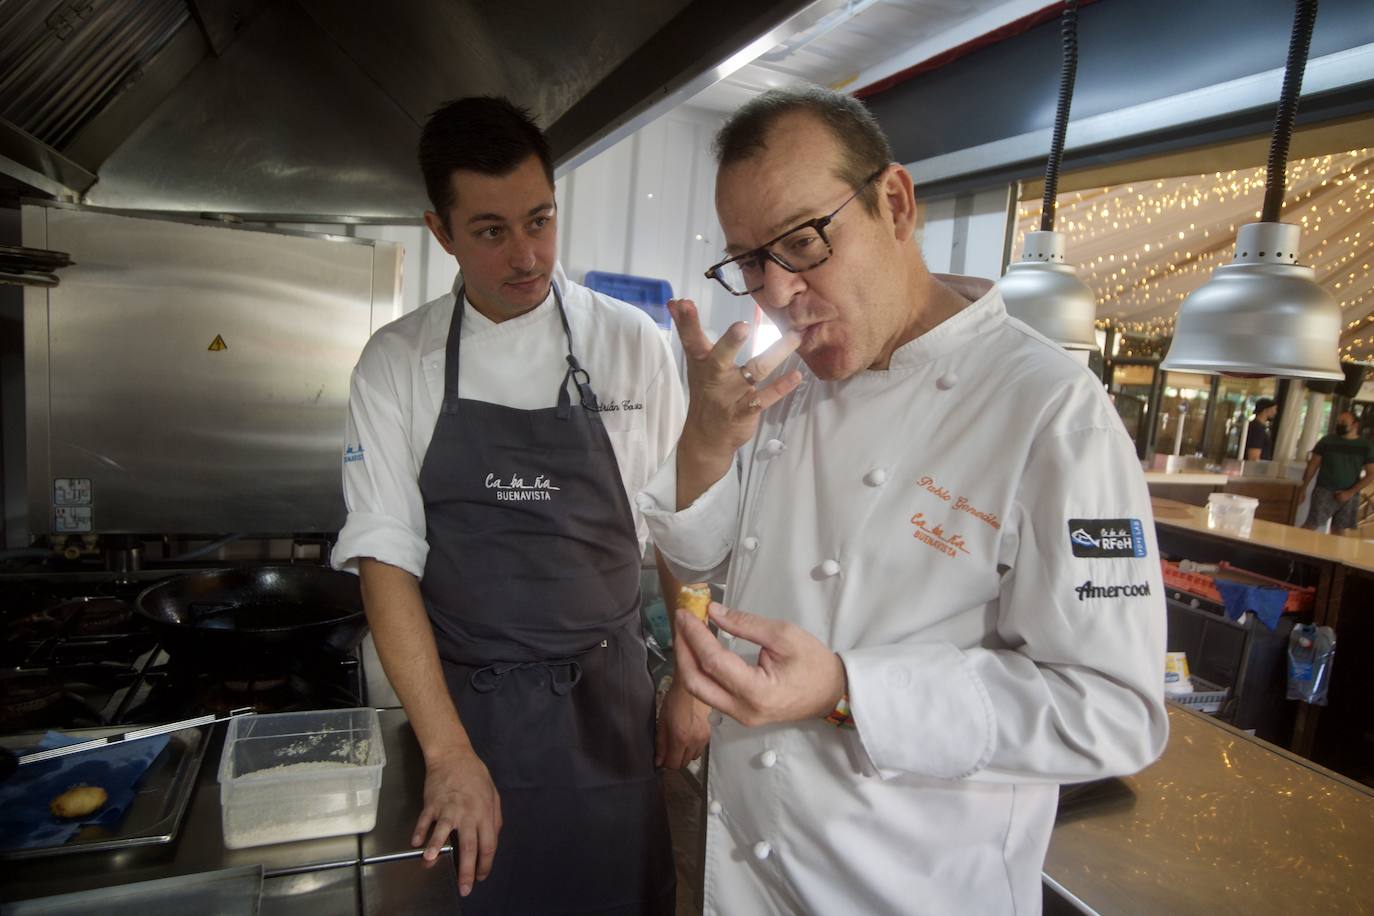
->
xmin=445 ymin=282 xmax=603 ymax=418
xmin=469 ymin=658 xmax=585 ymax=695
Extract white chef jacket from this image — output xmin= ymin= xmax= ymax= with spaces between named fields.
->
xmin=638 ymin=281 xmax=1168 ymax=916
xmin=332 ymin=263 xmax=685 ymax=576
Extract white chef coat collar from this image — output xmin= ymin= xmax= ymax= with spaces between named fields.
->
xmin=460 ymin=285 xmax=556 ymax=335
xmin=420 ymin=262 xmax=572 ymax=358
xmin=882 ymin=275 xmax=1006 ymax=371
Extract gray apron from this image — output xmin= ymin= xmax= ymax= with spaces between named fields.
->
xmin=417 ymin=284 xmax=675 ymax=915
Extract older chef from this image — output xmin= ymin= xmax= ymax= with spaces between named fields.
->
xmin=637 ymin=87 xmax=1168 ymax=914
xmin=332 ymin=97 xmax=701 ymax=914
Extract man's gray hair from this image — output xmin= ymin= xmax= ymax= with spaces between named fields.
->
xmin=712 ymin=86 xmax=894 ymax=215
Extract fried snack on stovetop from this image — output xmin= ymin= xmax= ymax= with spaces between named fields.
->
xmin=678 ymin=584 xmax=711 ymax=621
xmin=50 ymin=784 xmax=108 ymax=819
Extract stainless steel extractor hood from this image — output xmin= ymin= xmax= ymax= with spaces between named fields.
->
xmin=0 ymin=0 xmax=840 ymax=221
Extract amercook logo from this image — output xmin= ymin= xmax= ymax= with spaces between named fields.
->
xmin=1075 ymin=580 xmax=1152 ymax=600
xmin=485 ymin=473 xmax=560 ymax=502
xmin=1068 ymin=518 xmax=1147 ymax=558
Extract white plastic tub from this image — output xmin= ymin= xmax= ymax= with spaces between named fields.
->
xmin=1206 ymin=492 xmax=1259 ymax=537
xmin=218 ymin=708 xmax=385 ymax=850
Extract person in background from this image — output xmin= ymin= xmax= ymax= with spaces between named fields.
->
xmin=1245 ymin=397 xmax=1278 ymax=461
xmin=1301 ymin=410 xmax=1374 ymax=535
xmin=637 ymin=86 xmax=1168 ymax=915
xmin=331 ymin=96 xmax=706 ymax=914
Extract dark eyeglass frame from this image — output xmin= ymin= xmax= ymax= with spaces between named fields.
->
xmin=703 ymin=167 xmax=888 ymax=296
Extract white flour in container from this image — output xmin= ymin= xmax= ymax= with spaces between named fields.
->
xmin=222 ymin=760 xmax=377 ymax=849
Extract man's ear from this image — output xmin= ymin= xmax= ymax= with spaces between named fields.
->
xmin=423 ymin=210 xmax=457 ymax=256
xmin=881 ymin=165 xmax=919 ymax=242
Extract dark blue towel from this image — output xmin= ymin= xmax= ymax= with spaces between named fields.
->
xmin=0 ymin=730 xmax=170 ymax=850
xmin=1215 ymin=579 xmax=1288 ymax=631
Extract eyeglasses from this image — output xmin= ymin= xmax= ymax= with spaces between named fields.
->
xmin=704 ymin=168 xmax=887 ymax=296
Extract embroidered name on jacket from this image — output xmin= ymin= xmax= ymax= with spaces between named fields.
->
xmin=1068 ymin=518 xmax=1147 ymax=557
xmin=1075 ymin=580 xmax=1152 ymax=600
xmin=485 ymin=473 xmax=561 ymax=501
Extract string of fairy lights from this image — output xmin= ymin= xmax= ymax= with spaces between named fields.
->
xmin=1013 ymin=147 xmax=1374 ymax=360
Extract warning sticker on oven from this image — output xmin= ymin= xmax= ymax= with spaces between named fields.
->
xmin=54 ymin=478 xmax=93 ymax=506
xmin=55 ymin=506 xmax=93 ymax=533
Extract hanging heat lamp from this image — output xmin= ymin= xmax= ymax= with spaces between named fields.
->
xmin=998 ymin=0 xmax=1098 ymax=351
xmin=1161 ymin=0 xmax=1341 ymax=380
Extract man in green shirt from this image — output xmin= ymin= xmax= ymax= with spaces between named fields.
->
xmin=1301 ymin=410 xmax=1374 ymax=534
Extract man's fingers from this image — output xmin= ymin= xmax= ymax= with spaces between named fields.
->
xmin=708 ymin=321 xmax=751 ymax=370
xmin=674 ymin=637 xmax=737 ymax=717
xmin=707 ymin=601 xmax=789 ymax=649
xmin=668 ymin=299 xmax=714 ymax=360
xmin=456 ymin=819 xmax=478 ymax=896
xmin=476 ymin=821 xmax=498 ymax=882
xmin=673 ymin=620 xmax=736 ymax=712
xmin=411 ymin=809 xmax=434 ymax=848
xmin=752 ymin=370 xmax=803 ymax=412
xmin=674 ymin=610 xmax=757 ymax=704
xmin=426 ymin=816 xmax=454 ymax=862
xmin=748 ymin=329 xmax=802 ymax=380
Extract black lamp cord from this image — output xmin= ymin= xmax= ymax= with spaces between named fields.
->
xmin=1262 ymin=0 xmax=1318 ymax=223
xmin=1039 ymin=0 xmax=1078 ymax=233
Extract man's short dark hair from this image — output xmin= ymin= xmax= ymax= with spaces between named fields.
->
xmin=418 ymin=96 xmax=554 ymax=223
xmin=712 ymin=86 xmax=894 ymax=215
xmin=1254 ymin=397 xmax=1277 ymax=415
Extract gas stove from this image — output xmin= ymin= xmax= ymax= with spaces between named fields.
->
xmin=0 ymin=569 xmax=366 ymax=733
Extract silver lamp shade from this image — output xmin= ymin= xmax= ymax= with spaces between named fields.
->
xmin=998 ymin=230 xmax=1098 ymax=351
xmin=1161 ymin=222 xmax=1342 ymax=380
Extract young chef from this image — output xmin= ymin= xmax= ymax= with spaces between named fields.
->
xmin=332 ymin=96 xmax=705 ymax=914
xmin=637 ymin=87 xmax=1168 ymax=914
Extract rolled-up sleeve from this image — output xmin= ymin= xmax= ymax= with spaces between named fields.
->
xmin=636 ymin=446 xmax=741 ymax=583
xmin=842 ymin=424 xmax=1168 ymax=784
xmin=331 ymin=366 xmax=429 ymax=579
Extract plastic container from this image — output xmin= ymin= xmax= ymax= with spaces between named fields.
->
xmin=218 ymin=708 xmax=385 ymax=850
xmin=1168 ymin=675 xmax=1229 ymax=715
xmin=1206 ymin=492 xmax=1259 ymax=537
xmin=1163 ymin=652 xmax=1193 ymax=694
xmin=583 ymin=271 xmax=673 ymax=328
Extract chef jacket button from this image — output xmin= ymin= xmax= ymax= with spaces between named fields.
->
xmin=765 ymin=438 xmax=785 ymax=455
xmin=753 ymin=841 xmax=772 ymax=860
xmin=864 ymin=468 xmax=887 ymax=487
xmin=742 ymin=536 xmax=759 ymax=552
xmin=936 ymin=372 xmax=959 ymax=390
xmin=709 ymin=800 xmax=723 ymax=816
xmin=760 ymin=749 xmax=778 ymax=768
xmin=635 ymin=494 xmax=653 ymax=512
xmin=819 ymin=559 xmax=840 ymax=577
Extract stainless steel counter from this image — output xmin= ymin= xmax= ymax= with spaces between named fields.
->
xmin=1 ymin=707 xmax=459 ymax=914
xmin=1044 ymin=705 xmax=1374 ymax=914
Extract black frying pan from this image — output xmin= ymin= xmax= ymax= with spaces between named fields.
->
xmin=134 ymin=566 xmax=366 ymax=657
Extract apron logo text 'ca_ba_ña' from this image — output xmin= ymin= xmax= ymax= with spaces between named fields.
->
xmin=485 ymin=473 xmax=561 ymax=501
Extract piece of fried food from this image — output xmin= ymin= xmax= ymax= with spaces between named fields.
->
xmin=50 ymin=784 xmax=108 ymax=819
xmin=678 ymin=584 xmax=711 ymax=621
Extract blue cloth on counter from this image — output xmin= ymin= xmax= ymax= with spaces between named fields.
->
xmin=1214 ymin=579 xmax=1289 ymax=631
xmin=0 ymin=730 xmax=170 ymax=851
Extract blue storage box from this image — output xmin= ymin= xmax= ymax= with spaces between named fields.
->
xmin=583 ymin=271 xmax=673 ymax=328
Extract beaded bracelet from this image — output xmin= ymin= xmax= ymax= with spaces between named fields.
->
xmin=823 ymin=693 xmax=856 ymax=730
